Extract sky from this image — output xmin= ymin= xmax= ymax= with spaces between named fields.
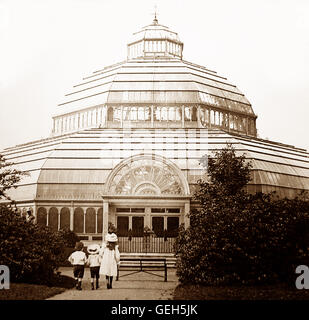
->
xmin=1 ymin=0 xmax=308 ymax=152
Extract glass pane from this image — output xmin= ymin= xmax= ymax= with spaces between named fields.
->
xmin=74 ymin=208 xmax=84 ymax=233
xmin=152 ymin=217 xmax=164 ymax=237
xmin=48 ymin=207 xmax=58 ymax=231
xmin=37 ymin=207 xmax=47 ymax=226
xmin=132 ymin=216 xmax=144 ymax=237
xmin=167 ymin=217 xmax=179 ymax=237
xmin=151 ymin=208 xmax=165 ymax=213
xmin=85 ymin=208 xmax=96 ymax=233
xmin=166 ymin=208 xmax=180 ymax=213
xmin=60 ymin=207 xmax=70 ymax=230
xmin=131 ymin=208 xmax=145 ymax=213
xmin=117 ymin=216 xmax=129 ymax=236
xmin=97 ymin=208 xmax=103 ymax=234
xmin=116 ymin=208 xmax=130 ymax=213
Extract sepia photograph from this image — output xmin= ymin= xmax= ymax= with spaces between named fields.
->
xmin=1 ymin=0 xmax=309 ymax=310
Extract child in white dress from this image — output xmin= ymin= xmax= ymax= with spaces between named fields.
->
xmin=99 ymin=233 xmax=120 ymax=289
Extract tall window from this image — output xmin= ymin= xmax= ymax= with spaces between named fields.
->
xmin=60 ymin=207 xmax=70 ymax=229
xmin=167 ymin=217 xmax=179 ymax=237
xmin=132 ymin=217 xmax=144 ymax=237
xmin=117 ymin=216 xmax=129 ymax=236
xmin=37 ymin=207 xmax=47 ymax=226
xmin=48 ymin=207 xmax=58 ymax=231
xmin=152 ymin=217 xmax=164 ymax=237
xmin=85 ymin=208 xmax=96 ymax=233
xmin=74 ymin=207 xmax=84 ymax=233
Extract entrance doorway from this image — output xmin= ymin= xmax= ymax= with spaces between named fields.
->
xmin=115 ymin=207 xmax=180 ymax=253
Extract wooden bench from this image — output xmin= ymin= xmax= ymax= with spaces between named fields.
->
xmin=116 ymin=258 xmax=167 ymax=282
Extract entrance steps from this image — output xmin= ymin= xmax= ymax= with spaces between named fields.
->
xmin=120 ymin=253 xmax=177 ymax=268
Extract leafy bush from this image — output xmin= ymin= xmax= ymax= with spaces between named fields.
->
xmin=58 ymin=227 xmax=80 ymax=248
xmin=0 ymin=205 xmax=67 ymax=285
xmin=176 ymin=145 xmax=309 ymax=286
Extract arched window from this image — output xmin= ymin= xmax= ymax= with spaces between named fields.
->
xmin=60 ymin=207 xmax=70 ymax=230
xmin=37 ymin=207 xmax=47 ymax=226
xmin=48 ymin=207 xmax=58 ymax=231
xmin=85 ymin=208 xmax=96 ymax=233
xmin=74 ymin=207 xmax=84 ymax=233
xmin=97 ymin=208 xmax=103 ymax=234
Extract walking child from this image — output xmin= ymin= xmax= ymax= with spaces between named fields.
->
xmin=99 ymin=233 xmax=120 ymax=289
xmin=68 ymin=241 xmax=87 ymax=290
xmin=87 ymin=244 xmax=101 ymax=290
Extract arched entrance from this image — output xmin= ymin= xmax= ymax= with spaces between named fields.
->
xmin=103 ymin=153 xmax=191 ymax=253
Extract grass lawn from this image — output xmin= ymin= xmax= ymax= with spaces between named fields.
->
xmin=174 ymin=283 xmax=309 ymax=300
xmin=0 ymin=275 xmax=75 ymax=300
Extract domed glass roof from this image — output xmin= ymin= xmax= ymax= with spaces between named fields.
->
xmin=53 ymin=18 xmax=257 ymax=138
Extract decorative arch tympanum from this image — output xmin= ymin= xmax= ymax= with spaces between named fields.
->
xmin=104 ymin=153 xmax=190 ymax=196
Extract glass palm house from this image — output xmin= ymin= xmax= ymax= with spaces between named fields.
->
xmin=2 ymin=17 xmax=309 ymax=254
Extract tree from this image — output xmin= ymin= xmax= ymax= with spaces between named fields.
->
xmin=0 ymin=154 xmax=28 ymax=201
xmin=176 ymin=144 xmax=309 ymax=285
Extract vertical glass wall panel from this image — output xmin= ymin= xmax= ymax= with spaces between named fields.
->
xmin=154 ymin=107 xmax=160 ymax=121
xmin=169 ymin=107 xmax=175 ymax=121
xmin=113 ymin=107 xmax=121 ymax=122
xmin=74 ymin=207 xmax=84 ymax=233
xmin=161 ymin=107 xmax=168 ymax=120
xmin=107 ymin=107 xmax=113 ymax=121
xmin=210 ymin=110 xmax=215 ymax=124
xmin=123 ymin=107 xmax=130 ymax=120
xmin=192 ymin=107 xmax=197 ymax=121
xmin=60 ymin=207 xmax=70 ymax=230
xmin=229 ymin=114 xmax=234 ymax=129
xmin=152 ymin=217 xmax=164 ymax=237
xmin=117 ymin=216 xmax=129 ymax=236
xmin=85 ymin=208 xmax=96 ymax=233
xmin=176 ymin=107 xmax=182 ymax=121
xmin=132 ymin=216 xmax=144 ymax=237
xmin=138 ymin=107 xmax=145 ymax=120
xmin=37 ymin=207 xmax=47 ymax=226
xmin=97 ymin=208 xmax=103 ymax=234
xmin=167 ymin=217 xmax=179 ymax=237
xmin=131 ymin=107 xmax=138 ymax=120
xmin=48 ymin=207 xmax=59 ymax=231
xmin=145 ymin=107 xmax=151 ymax=121
xmin=184 ymin=107 xmax=191 ymax=121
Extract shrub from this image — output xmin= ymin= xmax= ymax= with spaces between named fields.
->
xmin=0 ymin=205 xmax=66 ymax=285
xmin=58 ymin=227 xmax=80 ymax=248
xmin=176 ymin=145 xmax=309 ymax=286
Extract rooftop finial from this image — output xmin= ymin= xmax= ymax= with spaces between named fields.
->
xmin=153 ymin=5 xmax=158 ymax=25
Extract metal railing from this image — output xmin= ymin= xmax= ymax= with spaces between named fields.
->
xmin=117 ymin=236 xmax=176 ymax=253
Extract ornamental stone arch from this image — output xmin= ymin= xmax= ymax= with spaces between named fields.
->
xmin=104 ymin=153 xmax=190 ymax=196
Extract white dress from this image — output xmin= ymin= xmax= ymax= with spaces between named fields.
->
xmin=99 ymin=244 xmax=120 ymax=277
